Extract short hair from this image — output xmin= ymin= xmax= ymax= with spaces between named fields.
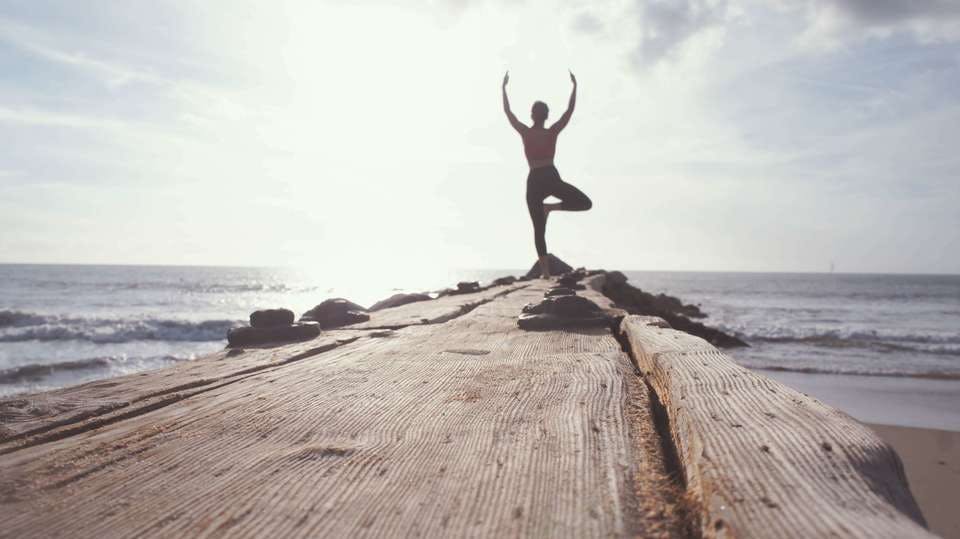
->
xmin=531 ymin=101 xmax=549 ymax=121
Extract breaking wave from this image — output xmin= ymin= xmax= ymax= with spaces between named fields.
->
xmin=0 ymin=310 xmax=240 ymax=343
xmin=730 ymin=325 xmax=960 ymax=356
xmin=0 ymin=355 xmax=183 ymax=385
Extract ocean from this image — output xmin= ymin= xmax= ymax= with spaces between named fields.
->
xmin=1 ymin=264 xmax=958 ymax=398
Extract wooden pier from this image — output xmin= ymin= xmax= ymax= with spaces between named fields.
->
xmin=0 ymin=275 xmax=934 ymax=538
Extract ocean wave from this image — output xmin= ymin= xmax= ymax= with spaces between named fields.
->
xmin=0 ymin=310 xmax=48 ymax=328
xmin=0 ymin=355 xmax=182 ymax=385
xmin=113 ymin=281 xmax=304 ymax=294
xmin=729 ymin=326 xmax=960 ymax=355
xmin=26 ymin=280 xmax=317 ymax=294
xmin=0 ymin=311 xmax=239 ymax=343
xmin=742 ymin=364 xmax=960 ymax=381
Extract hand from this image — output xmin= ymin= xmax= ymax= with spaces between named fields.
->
xmin=569 ymin=70 xmax=577 ymax=86
xmin=503 ymin=71 xmax=510 ymax=87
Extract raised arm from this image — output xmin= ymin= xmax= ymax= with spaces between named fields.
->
xmin=550 ymin=71 xmax=577 ymax=132
xmin=502 ymin=71 xmax=526 ymax=133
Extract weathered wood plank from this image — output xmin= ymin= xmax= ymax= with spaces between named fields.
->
xmin=0 ymin=331 xmax=370 ymax=451
xmin=344 ymin=282 xmax=527 ymax=329
xmin=620 ymin=315 xmax=933 ymax=538
xmin=0 ymin=283 xmax=678 ymax=538
xmin=0 ymin=283 xmax=527 ymax=449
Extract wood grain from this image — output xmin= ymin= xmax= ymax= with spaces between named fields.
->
xmin=0 ymin=283 xmax=527 ymax=450
xmin=345 ymin=282 xmax=526 ymax=329
xmin=0 ymin=332 xmax=367 ymax=451
xmin=620 ymin=315 xmax=934 ymax=538
xmin=0 ymin=283 xmax=679 ymax=538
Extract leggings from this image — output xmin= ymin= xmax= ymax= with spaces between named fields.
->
xmin=526 ymin=165 xmax=592 ymax=257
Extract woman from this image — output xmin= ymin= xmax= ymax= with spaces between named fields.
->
xmin=502 ymin=70 xmax=592 ymax=278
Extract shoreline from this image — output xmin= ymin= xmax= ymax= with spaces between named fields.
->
xmin=759 ymin=368 xmax=960 ymax=431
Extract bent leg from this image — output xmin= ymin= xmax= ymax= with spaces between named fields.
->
xmin=551 ymin=179 xmax=592 ymax=212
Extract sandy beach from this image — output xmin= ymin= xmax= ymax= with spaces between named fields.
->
xmin=868 ymin=424 xmax=960 ymax=539
xmin=760 ymin=370 xmax=960 ymax=432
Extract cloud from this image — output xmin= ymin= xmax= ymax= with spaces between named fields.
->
xmin=571 ymin=12 xmax=604 ymax=34
xmin=0 ymin=17 xmax=162 ymax=87
xmin=792 ymin=0 xmax=960 ymax=47
xmin=821 ymin=0 xmax=960 ymax=25
xmin=630 ymin=0 xmax=730 ymax=65
xmin=616 ymin=0 xmax=960 ymax=68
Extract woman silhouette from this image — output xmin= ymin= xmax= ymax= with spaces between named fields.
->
xmin=502 ymin=70 xmax=592 ymax=278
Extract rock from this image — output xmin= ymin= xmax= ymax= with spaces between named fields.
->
xmin=557 ymin=274 xmax=586 ymax=290
xmin=557 ymin=278 xmax=587 ymax=290
xmin=521 ymin=301 xmax=546 ymax=315
xmin=439 ymin=281 xmax=482 ymax=297
xmin=369 ymin=293 xmax=431 ymax=312
xmin=545 ymin=287 xmax=576 ymax=297
xmin=227 ymin=323 xmax=320 ymax=347
xmin=525 ymin=254 xmax=574 ymax=279
xmin=300 ymin=298 xmax=370 ymax=329
xmin=492 ymin=275 xmax=518 ymax=286
xmin=605 ymin=271 xmax=628 ymax=286
xmin=600 ymin=275 xmax=746 ymax=348
xmin=550 ymin=294 xmax=603 ymax=317
xmin=249 ymin=308 xmax=295 ymax=328
xmin=517 ymin=312 xmax=608 ymax=330
xmin=517 ymin=293 xmax=608 ymax=330
xmin=457 ymin=281 xmax=481 ymax=293
xmin=559 ymin=269 xmax=588 ymax=284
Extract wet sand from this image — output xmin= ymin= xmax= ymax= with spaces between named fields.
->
xmin=868 ymin=424 xmax=960 ymax=539
xmin=759 ymin=369 xmax=960 ymax=431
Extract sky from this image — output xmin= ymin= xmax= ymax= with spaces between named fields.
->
xmin=1 ymin=0 xmax=958 ymax=274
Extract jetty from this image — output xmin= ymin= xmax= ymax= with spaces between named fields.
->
xmin=0 ymin=271 xmax=934 ymax=537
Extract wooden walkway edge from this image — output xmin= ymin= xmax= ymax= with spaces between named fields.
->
xmin=0 ymin=281 xmax=690 ymax=538
xmin=619 ymin=314 xmax=934 ymax=538
xmin=0 ymin=274 xmax=937 ymax=538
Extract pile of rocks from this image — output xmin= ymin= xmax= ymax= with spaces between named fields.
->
xmin=518 ymin=279 xmax=609 ymax=330
xmin=227 ymin=299 xmax=373 ymax=348
xmin=299 ymin=298 xmax=370 ymax=328
xmin=600 ymin=271 xmax=747 ymax=348
xmin=227 ymin=308 xmax=320 ymax=347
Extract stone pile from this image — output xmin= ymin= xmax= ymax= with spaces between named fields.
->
xmin=518 ymin=281 xmax=609 ymax=331
xmin=300 ymin=298 xmax=370 ymax=328
xmin=227 ymin=307 xmax=320 ymax=347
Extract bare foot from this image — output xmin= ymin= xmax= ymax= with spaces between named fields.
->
xmin=538 ymin=255 xmax=551 ymax=279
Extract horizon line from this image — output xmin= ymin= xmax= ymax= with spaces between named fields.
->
xmin=0 ymin=261 xmax=957 ymax=277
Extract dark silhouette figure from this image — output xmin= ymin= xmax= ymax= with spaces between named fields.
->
xmin=503 ymin=70 xmax=592 ymax=278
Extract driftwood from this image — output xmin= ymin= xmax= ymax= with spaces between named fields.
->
xmin=620 ymin=315 xmax=932 ymax=538
xmin=0 ymin=275 xmax=933 ymax=538
xmin=0 ymin=282 xmax=687 ymax=537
